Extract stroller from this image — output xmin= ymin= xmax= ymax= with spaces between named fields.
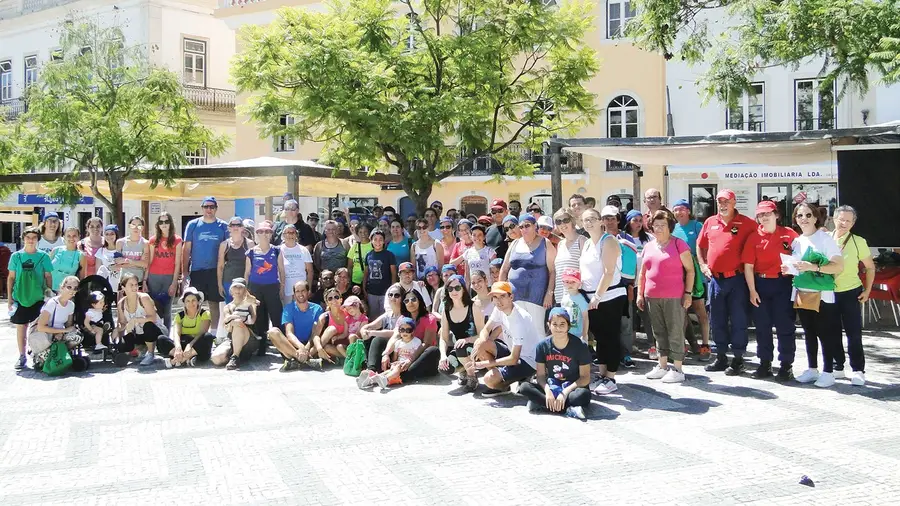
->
xmin=72 ymin=275 xmax=131 ymax=367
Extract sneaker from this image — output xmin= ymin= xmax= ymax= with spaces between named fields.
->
xmin=387 ymin=375 xmax=402 ymax=386
xmin=850 ymin=371 xmax=866 ymax=386
xmin=565 ymin=406 xmax=587 ymax=420
xmin=592 ymin=377 xmax=618 ymax=395
xmin=832 ymin=369 xmax=846 ymax=380
xmin=621 ymin=355 xmax=635 ymax=368
xmin=645 ymin=365 xmax=668 ymax=380
xmin=465 ymin=375 xmax=479 ymax=392
xmin=482 ymin=387 xmax=512 ymax=397
xmin=698 ymin=345 xmax=711 ymax=362
xmin=307 ymin=358 xmax=324 ymax=370
xmin=188 ymin=356 xmax=197 ymax=367
xmin=648 ymin=347 xmax=659 ymax=360
xmin=357 ymin=370 xmax=375 ymax=389
xmin=776 ymin=364 xmax=794 ymax=382
xmin=814 ymin=372 xmax=835 ymax=388
xmin=140 ymin=353 xmax=155 ymax=367
xmin=705 ymin=356 xmax=729 ymax=372
xmin=14 ymin=355 xmax=26 ymax=370
xmin=279 ymin=359 xmax=293 ymax=372
xmin=724 ymin=358 xmax=744 ymax=376
xmin=374 ymin=373 xmax=389 ymax=389
xmin=457 ymin=371 xmax=469 ymax=386
xmin=94 ymin=343 xmax=107 ymax=351
xmin=164 ymin=358 xmax=174 ymax=369
xmin=226 ymin=355 xmax=239 ymax=370
xmin=527 ymin=400 xmax=541 ymax=413
xmin=661 ymin=368 xmax=685 ymax=383
xmin=795 ymin=368 xmax=819 ymax=384
xmin=751 ymin=361 xmax=773 ymax=379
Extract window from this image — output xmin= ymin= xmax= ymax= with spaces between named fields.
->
xmin=607 ymin=0 xmax=636 ymax=38
xmin=183 ymin=39 xmax=206 ymax=87
xmin=726 ymin=82 xmax=765 ymax=131
xmin=0 ymin=60 xmax=11 ymax=101
xmin=185 ymin=148 xmax=207 ymax=165
xmin=50 ymin=49 xmax=63 ymax=62
xmin=274 ymin=115 xmax=295 ymax=152
xmin=606 ymin=94 xmax=639 ymax=171
xmin=24 ymin=56 xmax=38 ymax=87
xmin=795 ymin=79 xmax=835 ymax=131
xmin=689 ymin=185 xmax=717 ymax=222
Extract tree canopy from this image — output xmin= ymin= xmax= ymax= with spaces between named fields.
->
xmin=628 ymin=0 xmax=900 ymax=103
xmin=232 ymin=0 xmax=599 ymax=212
xmin=17 ymin=19 xmax=228 ymax=230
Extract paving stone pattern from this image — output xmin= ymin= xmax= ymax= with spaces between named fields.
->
xmin=1 ymin=319 xmax=899 ymax=506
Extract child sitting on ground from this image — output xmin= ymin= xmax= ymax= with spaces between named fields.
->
xmin=83 ymin=291 xmax=111 ymax=351
xmin=558 ymin=268 xmax=590 ymax=344
xmin=344 ymin=296 xmax=369 ymax=348
xmin=357 ymin=316 xmax=422 ymax=390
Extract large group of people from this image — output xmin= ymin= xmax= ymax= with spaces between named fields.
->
xmin=6 ymin=188 xmax=878 ymax=420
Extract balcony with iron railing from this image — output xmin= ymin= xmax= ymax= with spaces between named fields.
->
xmin=726 ymin=119 xmax=766 ymax=132
xmin=0 ymin=0 xmax=80 ymax=18
xmin=0 ymin=98 xmax=26 ymax=121
xmin=796 ymin=117 xmax=835 ymax=131
xmin=452 ymin=143 xmax=583 ymax=177
xmin=182 ymin=86 xmax=236 ymax=113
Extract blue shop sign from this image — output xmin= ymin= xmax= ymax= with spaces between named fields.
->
xmin=18 ymin=194 xmax=94 ymax=205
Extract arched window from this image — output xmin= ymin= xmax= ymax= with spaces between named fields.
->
xmin=607 ymin=95 xmax=639 ymax=171
xmin=460 ymin=196 xmax=488 ymax=217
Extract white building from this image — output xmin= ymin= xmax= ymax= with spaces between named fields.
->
xmin=665 ymin=12 xmax=900 ymax=224
xmin=0 ymin=0 xmax=238 ymax=243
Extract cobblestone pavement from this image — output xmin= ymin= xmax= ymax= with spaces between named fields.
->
xmin=1 ymin=316 xmax=898 ymax=506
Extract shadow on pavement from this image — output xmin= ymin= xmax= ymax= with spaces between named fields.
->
xmin=682 ymin=375 xmax=778 ymax=400
xmin=602 ymin=383 xmax=721 ymax=415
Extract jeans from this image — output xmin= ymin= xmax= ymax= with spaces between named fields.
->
xmin=834 ymin=286 xmax=865 ymax=372
xmin=518 ymin=381 xmax=591 ymax=408
xmin=709 ymin=275 xmax=750 ymax=357
xmin=587 ymin=295 xmax=627 ymax=373
xmin=751 ymin=276 xmax=796 ymax=364
xmin=146 ymin=273 xmax=175 ymax=330
xmin=797 ymin=300 xmax=840 ymax=373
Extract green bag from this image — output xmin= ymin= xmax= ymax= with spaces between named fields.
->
xmin=690 ymin=254 xmax=705 ymax=299
xmin=42 ymin=341 xmax=73 ymax=376
xmin=793 ymin=247 xmax=835 ymax=292
xmin=15 ymin=257 xmax=46 ymax=307
xmin=343 ymin=339 xmax=366 ymax=376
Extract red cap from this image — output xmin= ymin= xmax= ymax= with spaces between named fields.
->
xmin=755 ymin=200 xmax=777 ymax=215
xmin=716 ymin=189 xmax=736 ymax=201
xmin=560 ymin=268 xmax=581 ymax=283
xmin=491 ymin=199 xmax=508 ymax=210
xmin=477 ymin=215 xmax=492 ymax=225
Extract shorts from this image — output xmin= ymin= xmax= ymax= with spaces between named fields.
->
xmin=213 ymin=334 xmax=260 ymax=361
xmin=494 ymin=339 xmax=511 ymax=360
xmin=190 ymin=269 xmax=224 ymax=303
xmin=10 ymin=301 xmax=43 ymax=325
xmin=499 ymin=360 xmax=536 ymax=383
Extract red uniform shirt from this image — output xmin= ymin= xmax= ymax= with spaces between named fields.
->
xmin=741 ymin=225 xmax=799 ymax=277
xmin=697 ymin=212 xmax=756 ymax=274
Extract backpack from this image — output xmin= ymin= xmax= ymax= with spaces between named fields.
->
xmin=43 ymin=341 xmax=73 ymax=376
xmin=602 ymin=233 xmax=637 ymax=279
xmin=343 ymin=339 xmax=366 ymax=376
xmin=14 ymin=253 xmax=47 ymax=307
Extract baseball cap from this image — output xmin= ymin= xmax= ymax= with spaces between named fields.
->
xmin=181 ymin=286 xmax=205 ymax=303
xmin=477 ymin=215 xmax=492 ymax=225
xmin=490 ymin=258 xmax=504 ymax=267
xmin=672 ymin=199 xmax=690 ymax=210
xmin=600 ymin=205 xmax=619 ymax=218
xmin=537 ymin=216 xmax=553 ymax=230
xmin=228 ymin=216 xmax=243 ymax=226
xmin=457 ymin=218 xmax=472 ymax=228
xmin=548 ymin=307 xmax=571 ymax=323
xmin=378 ymin=216 xmax=390 ymax=223
xmin=626 ymin=210 xmax=642 ymax=222
xmin=716 ymin=189 xmax=736 ymax=201
xmin=283 ymin=192 xmax=295 ymax=201
xmin=202 ymin=196 xmax=217 ymax=207
xmin=398 ymin=262 xmax=415 ymax=272
xmin=230 ymin=277 xmax=247 ymax=289
xmin=756 ymin=200 xmax=777 ymax=215
xmin=441 ymin=264 xmax=457 ymax=273
xmin=439 ymin=217 xmax=453 ymax=225
xmin=43 ymin=212 xmax=60 ymax=220
xmin=491 ymin=198 xmax=508 ymax=210
xmin=397 ymin=316 xmax=416 ymax=329
xmin=342 ymin=295 xmax=362 ymax=307
xmin=560 ymin=268 xmax=581 ymax=283
xmin=519 ymin=215 xmax=536 ymax=225
xmin=489 ymin=281 xmax=513 ymax=295
xmin=431 ymin=200 xmax=443 ymax=208
xmin=242 ymin=218 xmax=255 ymax=229
xmin=307 ymin=212 xmax=320 ymax=220
xmin=502 ymin=215 xmax=519 ymax=225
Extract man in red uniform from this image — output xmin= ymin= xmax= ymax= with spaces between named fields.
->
xmin=741 ymin=200 xmax=799 ymax=380
xmin=697 ymin=189 xmax=756 ymax=375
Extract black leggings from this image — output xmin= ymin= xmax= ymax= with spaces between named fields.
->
xmin=588 ymin=295 xmax=627 ymax=373
xmin=797 ymin=301 xmax=840 ymax=373
xmin=518 ymin=381 xmax=591 ymax=408
xmin=250 ymin=282 xmax=283 ymax=353
xmin=117 ymin=322 xmax=165 ymax=352
xmin=157 ymin=332 xmax=215 ymax=363
xmin=366 ymin=336 xmax=440 ymax=382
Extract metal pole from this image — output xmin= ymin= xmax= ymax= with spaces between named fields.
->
xmin=549 ymin=141 xmax=562 ymax=213
xmin=288 ymin=168 xmax=299 ymax=199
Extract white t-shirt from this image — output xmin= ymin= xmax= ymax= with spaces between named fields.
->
xmin=580 ymin=236 xmax=626 ymax=302
xmin=487 ymin=303 xmax=540 ymax=368
xmin=395 ymin=336 xmax=422 ymax=363
xmin=38 ymin=236 xmax=64 ymax=255
xmin=463 ymin=245 xmax=497 ymax=284
xmin=41 ymin=296 xmax=75 ymax=329
xmin=281 ymin=244 xmax=313 ymax=296
xmin=791 ymin=230 xmax=842 ymax=304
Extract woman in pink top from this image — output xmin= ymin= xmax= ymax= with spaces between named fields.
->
xmin=636 ymin=209 xmax=695 ymax=383
xmin=79 ymin=217 xmax=105 ymax=277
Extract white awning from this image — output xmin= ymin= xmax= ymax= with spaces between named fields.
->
xmin=565 ymin=139 xmax=834 ymax=166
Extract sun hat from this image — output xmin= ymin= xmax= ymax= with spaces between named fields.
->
xmin=181 ymin=286 xmax=205 ymax=304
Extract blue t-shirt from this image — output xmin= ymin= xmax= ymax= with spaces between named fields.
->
xmin=184 ymin=218 xmax=228 ymax=271
xmin=673 ymin=220 xmax=702 ymax=255
xmin=559 ymin=291 xmax=590 ymax=339
xmin=365 ymin=249 xmax=396 ymax=296
xmin=386 ymin=239 xmax=410 ymax=266
xmin=282 ymin=301 xmax=324 ymax=344
xmin=247 ymin=247 xmax=280 ymax=285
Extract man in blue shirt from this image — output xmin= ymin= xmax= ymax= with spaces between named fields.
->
xmin=183 ymin=196 xmax=229 ymax=332
xmin=267 ymin=280 xmax=325 ymax=371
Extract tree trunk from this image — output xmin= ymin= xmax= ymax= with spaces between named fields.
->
xmin=109 ymin=179 xmax=126 ymax=233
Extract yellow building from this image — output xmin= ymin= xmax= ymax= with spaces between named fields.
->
xmin=216 ymin=0 xmax=666 ymax=215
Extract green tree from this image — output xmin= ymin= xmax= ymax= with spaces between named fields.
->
xmin=232 ymin=0 xmax=599 ymax=213
xmin=18 ymin=20 xmax=229 ymax=230
xmin=628 ymin=0 xmax=900 ymax=103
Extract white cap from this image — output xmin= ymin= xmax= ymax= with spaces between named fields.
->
xmin=537 ymin=216 xmax=554 ymax=229
xmin=600 ymin=205 xmax=619 ymax=218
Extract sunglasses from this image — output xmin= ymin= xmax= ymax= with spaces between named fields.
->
xmin=417 ymin=226 xmax=429 ymax=230
xmin=554 ymin=217 xmax=572 ymax=225
xmin=439 ymin=225 xmax=452 ymax=230
xmin=504 ymin=225 xmax=516 ymax=231
xmin=158 ymin=220 xmax=171 ymax=224
xmin=326 ymin=295 xmax=342 ymax=301
xmin=447 ymin=284 xmax=464 ymax=292
xmin=798 ymin=213 xmax=814 ymax=219
xmin=403 ymin=298 xmax=418 ymax=304
xmin=518 ymin=223 xmax=533 ymax=229
xmin=387 ymin=292 xmax=402 ymax=299
xmin=582 ymin=217 xmax=599 ymax=224
xmin=129 ymin=224 xmax=144 ymax=229
xmin=399 ymin=327 xmax=414 ymax=333
xmin=202 ymin=205 xmax=217 ymax=209
xmin=490 ymin=209 xmax=503 ymax=214
xmin=229 ymin=223 xmax=243 ymax=227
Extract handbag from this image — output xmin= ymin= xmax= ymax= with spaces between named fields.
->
xmin=42 ymin=341 xmax=73 ymax=376
xmin=794 ymin=290 xmax=822 ymax=312
xmin=343 ymin=339 xmax=367 ymax=376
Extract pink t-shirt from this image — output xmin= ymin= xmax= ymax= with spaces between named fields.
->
xmin=642 ymin=237 xmax=689 ymax=299
xmin=413 ymin=313 xmax=438 ymax=347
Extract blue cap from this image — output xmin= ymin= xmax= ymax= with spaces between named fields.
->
xmin=423 ymin=265 xmax=439 ymax=277
xmin=202 ymin=196 xmax=217 ymax=206
xmin=103 ymin=224 xmax=118 ymax=233
xmin=43 ymin=212 xmax=60 ymax=220
xmin=672 ymin=199 xmax=690 ymax=210
xmin=502 ymin=215 xmax=519 ymax=225
xmin=548 ymin=307 xmax=571 ymax=323
xmin=447 ymin=274 xmax=466 ymax=289
xmin=441 ymin=264 xmax=457 ymax=273
xmin=439 ymin=217 xmax=453 ymax=225
xmin=519 ymin=214 xmax=537 ymax=225
xmin=378 ymin=216 xmax=390 ymax=223
xmin=397 ymin=316 xmax=416 ymax=329
xmin=431 ymin=200 xmax=443 ymax=208
xmin=490 ymin=258 xmax=504 ymax=267
xmin=626 ymin=210 xmax=642 ymax=222
xmin=457 ymin=218 xmax=472 ymax=228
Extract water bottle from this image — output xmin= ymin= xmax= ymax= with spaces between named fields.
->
xmin=8 ymin=302 xmax=18 ymax=319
